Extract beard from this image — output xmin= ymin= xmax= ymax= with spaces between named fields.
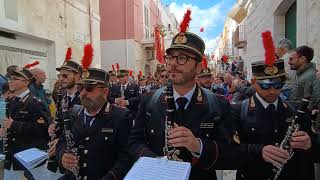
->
xmin=169 ymin=71 xmax=196 ymax=85
xmin=62 ymin=79 xmax=76 ymax=89
xmin=80 ymin=93 xmax=106 ymax=112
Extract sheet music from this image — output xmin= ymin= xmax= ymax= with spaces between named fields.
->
xmin=0 ymin=153 xmax=5 ymax=161
xmin=14 ymin=148 xmax=48 ymax=169
xmin=124 ymin=157 xmax=191 ymax=180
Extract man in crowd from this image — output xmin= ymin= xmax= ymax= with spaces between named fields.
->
xmin=0 ymin=66 xmax=49 ymax=179
xmin=47 ymin=50 xmax=83 ymax=172
xmin=29 ymin=68 xmax=50 ymax=112
xmin=150 ymin=67 xmax=168 ymax=90
xmin=108 ymin=70 xmax=117 ymax=88
xmin=137 ymin=75 xmax=149 ymax=95
xmin=276 ymin=38 xmax=294 ymax=99
xmin=196 ymin=58 xmax=213 ymax=90
xmin=288 ymin=45 xmax=317 ymax=105
xmin=56 ymin=67 xmax=132 ymax=179
xmin=108 ymin=69 xmax=140 ymax=116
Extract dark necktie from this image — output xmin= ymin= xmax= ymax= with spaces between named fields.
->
xmin=85 ymin=115 xmax=94 ymax=128
xmin=267 ymin=104 xmax=276 ymax=112
xmin=14 ymin=97 xmax=21 ymax=102
xmin=175 ymin=97 xmax=188 ymax=125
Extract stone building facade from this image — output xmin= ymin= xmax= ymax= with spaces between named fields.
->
xmin=0 ymin=0 xmax=101 ymax=89
xmin=217 ymin=0 xmax=320 ymax=79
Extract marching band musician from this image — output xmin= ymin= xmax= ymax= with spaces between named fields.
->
xmin=229 ymin=31 xmax=320 ymax=180
xmin=108 ymin=69 xmax=140 ymax=116
xmin=56 ymin=45 xmax=132 ymax=180
xmin=47 ymin=47 xmax=83 ymax=172
xmin=129 ymin=10 xmax=257 ymax=180
xmin=0 ymin=62 xmax=50 ymax=179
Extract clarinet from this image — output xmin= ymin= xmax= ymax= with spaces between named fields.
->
xmin=63 ymin=114 xmax=80 ymax=179
xmin=272 ymin=98 xmax=310 ymax=180
xmin=47 ymin=86 xmax=63 ymax=171
xmin=163 ymin=79 xmax=182 ymax=161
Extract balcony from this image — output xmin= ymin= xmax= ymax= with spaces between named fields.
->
xmin=233 ymin=25 xmax=247 ymax=49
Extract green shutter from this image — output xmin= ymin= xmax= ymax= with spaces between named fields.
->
xmin=285 ymin=2 xmax=297 ymax=48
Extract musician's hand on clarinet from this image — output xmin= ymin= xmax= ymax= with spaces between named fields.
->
xmin=62 ymin=153 xmax=78 ymax=171
xmin=115 ymin=97 xmax=124 ymax=105
xmin=3 ymin=117 xmax=13 ymax=129
xmin=262 ymin=145 xmax=289 ymax=168
xmin=290 ymin=131 xmax=311 ymax=150
xmin=48 ymin=123 xmax=56 ymax=137
xmin=48 ymin=139 xmax=58 ymax=157
xmin=169 ymin=123 xmax=201 ymax=154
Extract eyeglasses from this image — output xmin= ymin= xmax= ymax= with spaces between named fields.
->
xmin=160 ymin=74 xmax=168 ymax=78
xmin=258 ymin=82 xmax=285 ymax=90
xmin=164 ymin=55 xmax=196 ymax=65
xmin=60 ymin=73 xmax=73 ymax=79
xmin=77 ymin=85 xmax=106 ymax=92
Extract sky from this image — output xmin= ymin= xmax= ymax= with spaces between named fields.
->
xmin=161 ymin=0 xmax=236 ymax=54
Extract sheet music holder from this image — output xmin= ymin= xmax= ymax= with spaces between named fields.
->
xmin=14 ymin=148 xmax=48 ymax=170
xmin=124 ymin=157 xmax=191 ymax=180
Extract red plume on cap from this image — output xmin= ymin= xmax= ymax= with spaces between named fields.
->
xmin=116 ymin=63 xmax=120 ymax=71
xmin=180 ymin=9 xmax=192 ymax=33
xmin=261 ymin=30 xmax=276 ymax=66
xmin=200 ymin=27 xmax=204 ymax=32
xmin=129 ymin=70 xmax=133 ymax=76
xmin=112 ymin=64 xmax=115 ymax=71
xmin=81 ymin=44 xmax=94 ymax=70
xmin=65 ymin=47 xmax=72 ymax=61
xmin=24 ymin=61 xmax=40 ymax=69
xmin=202 ymin=56 xmax=208 ymax=69
xmin=222 ymin=55 xmax=229 ymax=63
xmin=139 ymin=70 xmax=142 ymax=77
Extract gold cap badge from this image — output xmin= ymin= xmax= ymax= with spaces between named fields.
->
xmin=174 ymin=33 xmax=187 ymax=44
xmin=264 ymin=65 xmax=279 ymax=76
xmin=82 ymin=70 xmax=90 ymax=78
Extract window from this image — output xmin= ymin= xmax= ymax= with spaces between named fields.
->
xmin=143 ymin=2 xmax=151 ymax=40
xmin=146 ymin=49 xmax=154 ymax=60
xmin=4 ymin=0 xmax=18 ymax=21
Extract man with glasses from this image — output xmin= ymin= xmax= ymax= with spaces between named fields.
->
xmin=0 ymin=67 xmax=49 ymax=178
xmin=47 ymin=57 xmax=83 ymax=172
xmin=108 ymin=69 xmax=140 ymax=115
xmin=151 ymin=66 xmax=168 ymax=90
xmin=129 ymin=30 xmax=254 ymax=180
xmin=137 ymin=76 xmax=149 ymax=95
xmin=56 ymin=60 xmax=83 ymax=111
xmin=197 ymin=66 xmax=213 ymax=90
xmin=108 ymin=70 xmax=118 ymax=88
xmin=230 ymin=58 xmax=320 ymax=180
xmin=56 ymin=68 xmax=132 ymax=179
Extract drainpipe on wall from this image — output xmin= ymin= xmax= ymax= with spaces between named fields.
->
xmin=88 ymin=0 xmax=93 ymax=43
xmin=125 ymin=0 xmax=129 ymax=68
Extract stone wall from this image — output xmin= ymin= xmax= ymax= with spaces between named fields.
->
xmin=239 ymin=0 xmax=320 ymax=79
xmin=0 ymin=0 xmax=101 ymax=89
